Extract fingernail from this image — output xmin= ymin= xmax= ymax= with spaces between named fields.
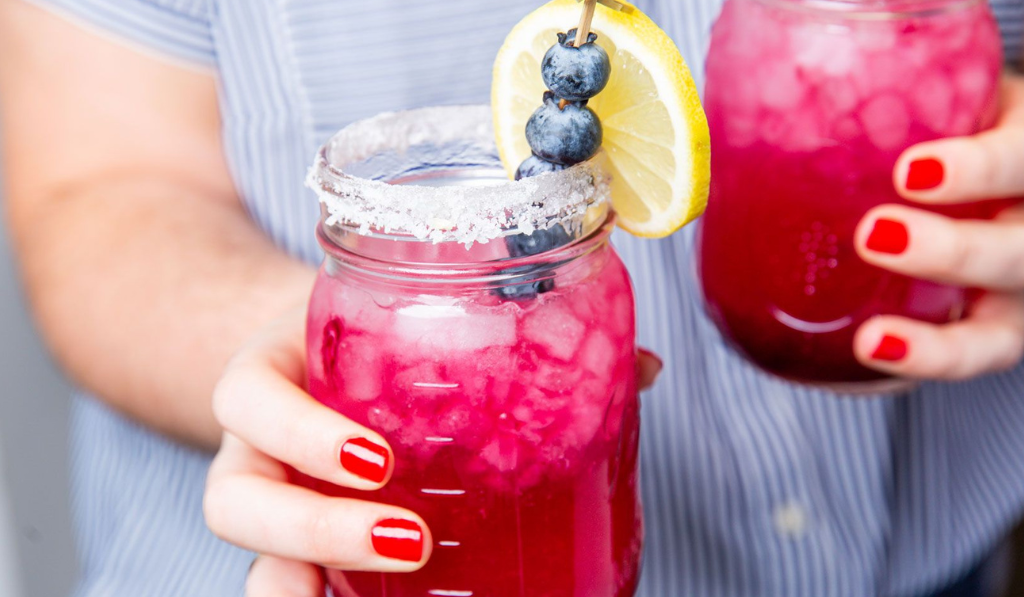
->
xmin=866 ymin=218 xmax=909 ymax=255
xmin=872 ymin=334 xmax=908 ymax=362
xmin=371 ymin=519 xmax=424 ymax=562
xmin=340 ymin=438 xmax=389 ymax=484
xmin=906 ymin=158 xmax=944 ymax=191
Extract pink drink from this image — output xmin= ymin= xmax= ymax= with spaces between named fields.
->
xmin=699 ymin=0 xmax=1007 ymax=386
xmin=304 ymin=224 xmax=640 ymax=596
xmin=301 ymin=107 xmax=642 ymax=596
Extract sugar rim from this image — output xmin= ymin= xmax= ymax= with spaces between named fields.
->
xmin=305 ymin=105 xmax=610 ymax=246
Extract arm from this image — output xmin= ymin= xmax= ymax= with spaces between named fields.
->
xmin=0 ymin=0 xmax=315 ymax=450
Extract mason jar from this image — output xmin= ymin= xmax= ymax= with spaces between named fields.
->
xmin=698 ymin=0 xmax=1008 ymax=390
xmin=302 ymin=106 xmax=642 ymax=597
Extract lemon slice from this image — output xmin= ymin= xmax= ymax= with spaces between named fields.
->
xmin=492 ymin=0 xmax=710 ymax=237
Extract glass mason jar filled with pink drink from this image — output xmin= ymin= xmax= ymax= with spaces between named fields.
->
xmin=302 ymin=107 xmax=642 ymax=596
xmin=699 ymin=0 xmax=1006 ymax=389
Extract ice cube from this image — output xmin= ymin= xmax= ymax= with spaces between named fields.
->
xmin=936 ymin=18 xmax=974 ymax=52
xmin=530 ymin=359 xmax=585 ymax=394
xmin=816 ymin=79 xmax=860 ymax=119
xmin=760 ymin=62 xmax=805 ymax=111
xmin=954 ymin=59 xmax=996 ymax=115
xmin=333 ymin=285 xmax=394 ymax=334
xmin=522 ymin=301 xmax=586 ymax=361
xmin=588 ymin=290 xmax=633 ymax=349
xmin=716 ymin=0 xmax=784 ymax=61
xmin=721 ymin=113 xmax=761 ymax=149
xmin=436 ymin=404 xmax=473 ymax=437
xmin=367 ymin=405 xmax=402 ymax=434
xmin=480 ymin=434 xmax=519 ymax=472
xmin=513 ymin=405 xmax=557 ymax=445
xmin=561 ymin=401 xmax=605 ymax=451
xmin=395 ymin=416 xmax=433 ymax=448
xmin=778 ymin=112 xmax=828 ymax=153
xmin=712 ymin=70 xmax=762 ymax=114
xmin=394 ymin=303 xmax=516 ymax=352
xmin=855 ymin=24 xmax=897 ymax=52
xmin=830 ymin=116 xmax=863 ymax=142
xmin=850 ymin=51 xmax=910 ymax=99
xmin=580 ymin=331 xmax=617 ymax=379
xmin=859 ymin=94 xmax=910 ymax=151
xmin=791 ymin=24 xmax=859 ymax=77
xmin=392 ymin=361 xmax=451 ymax=399
xmin=910 ymin=73 xmax=954 ymax=132
xmin=340 ymin=335 xmax=382 ymax=402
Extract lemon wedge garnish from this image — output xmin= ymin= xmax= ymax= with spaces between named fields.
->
xmin=492 ymin=0 xmax=710 ymax=237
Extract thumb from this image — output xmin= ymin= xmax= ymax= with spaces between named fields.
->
xmin=637 ymin=348 xmax=663 ymax=391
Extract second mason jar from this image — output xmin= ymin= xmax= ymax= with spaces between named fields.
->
xmin=699 ymin=0 xmax=1006 ymax=389
xmin=302 ymin=107 xmax=642 ymax=597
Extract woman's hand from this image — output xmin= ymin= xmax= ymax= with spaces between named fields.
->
xmin=204 ymin=309 xmax=432 ymax=597
xmin=204 ymin=308 xmax=663 ymax=596
xmin=854 ymin=72 xmax=1024 ymax=380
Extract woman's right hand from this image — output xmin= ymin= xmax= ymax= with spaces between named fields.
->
xmin=203 ymin=308 xmax=432 ymax=597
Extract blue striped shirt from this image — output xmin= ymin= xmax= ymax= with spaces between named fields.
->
xmin=27 ymin=0 xmax=1024 ymax=595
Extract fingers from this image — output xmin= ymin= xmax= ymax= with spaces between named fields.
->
xmin=854 ymin=291 xmax=1024 ymax=380
xmin=246 ymin=556 xmax=324 ymax=597
xmin=894 ymin=75 xmax=1024 ymax=203
xmin=213 ymin=311 xmax=393 ymax=490
xmin=637 ymin=348 xmax=663 ymax=390
xmin=856 ymin=203 xmax=1024 ymax=290
xmin=206 ymin=434 xmax=432 ymax=571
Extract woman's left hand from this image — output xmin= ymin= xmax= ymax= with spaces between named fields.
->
xmin=854 ymin=72 xmax=1024 ymax=380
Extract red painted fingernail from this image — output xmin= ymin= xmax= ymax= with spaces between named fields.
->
xmin=872 ymin=335 xmax=908 ymax=362
xmin=340 ymin=437 xmax=389 ymax=484
xmin=866 ymin=218 xmax=909 ymax=255
xmin=371 ymin=519 xmax=424 ymax=562
xmin=906 ymin=158 xmax=944 ymax=191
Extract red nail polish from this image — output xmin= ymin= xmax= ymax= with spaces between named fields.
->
xmin=872 ymin=335 xmax=908 ymax=362
xmin=371 ymin=519 xmax=424 ymax=562
xmin=866 ymin=218 xmax=909 ymax=255
xmin=340 ymin=438 xmax=389 ymax=484
xmin=906 ymin=158 xmax=944 ymax=191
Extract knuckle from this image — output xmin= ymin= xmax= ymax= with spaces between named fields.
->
xmin=303 ymin=508 xmax=346 ymax=565
xmin=211 ymin=362 xmax=249 ymax=429
xmin=929 ymin=336 xmax=971 ymax=381
xmin=942 ymin=226 xmax=978 ymax=281
xmin=972 ymin=138 xmax=1000 ymax=185
xmin=996 ymin=331 xmax=1024 ymax=372
xmin=202 ymin=479 xmax=233 ymax=540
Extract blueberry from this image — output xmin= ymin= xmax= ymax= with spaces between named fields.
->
xmin=525 ymin=92 xmax=603 ymax=166
xmin=515 ymin=155 xmax=567 ymax=181
xmin=505 ymin=224 xmax=572 ymax=258
xmin=542 ymin=29 xmax=611 ymax=102
xmin=492 ymin=268 xmax=556 ymax=302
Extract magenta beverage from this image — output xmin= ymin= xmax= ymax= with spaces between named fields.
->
xmin=299 ymin=107 xmax=642 ymax=596
xmin=698 ymin=0 xmax=1008 ymax=388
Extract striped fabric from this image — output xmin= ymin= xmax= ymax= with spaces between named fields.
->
xmin=24 ymin=0 xmax=1024 ymax=595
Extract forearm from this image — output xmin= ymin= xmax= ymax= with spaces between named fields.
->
xmin=9 ymin=176 xmax=315 ymax=450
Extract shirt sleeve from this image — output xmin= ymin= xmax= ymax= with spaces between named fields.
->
xmin=25 ymin=0 xmax=216 ymax=68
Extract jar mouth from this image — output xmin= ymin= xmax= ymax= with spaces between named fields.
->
xmin=755 ymin=0 xmax=981 ymax=18
xmin=306 ymin=105 xmax=611 ymax=247
xmin=317 ymin=212 xmax=618 ymax=284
